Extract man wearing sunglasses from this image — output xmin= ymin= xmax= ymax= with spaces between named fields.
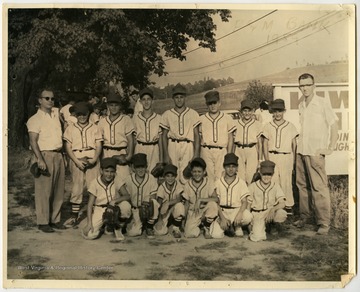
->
xmin=294 ymin=73 xmax=339 ymax=235
xmin=27 ymin=88 xmax=66 ymax=233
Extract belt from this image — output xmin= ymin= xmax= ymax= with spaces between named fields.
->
xmin=95 ymin=204 xmax=108 ymax=208
xmin=74 ymin=148 xmax=95 ymax=152
xmin=137 ymin=140 xmax=158 ymax=146
xmin=42 ymin=149 xmax=62 ymax=153
xmin=269 ymin=151 xmax=290 ymax=155
xmin=202 ymin=145 xmax=224 ymax=150
xmin=170 ymin=138 xmax=191 ymax=143
xmin=103 ymin=146 xmax=127 ymax=151
xmin=251 ymin=208 xmax=268 ymax=212
xmin=220 ymin=205 xmax=238 ymax=209
xmin=235 ymin=143 xmax=256 ymax=148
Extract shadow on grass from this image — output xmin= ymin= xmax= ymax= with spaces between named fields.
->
xmin=87 ymin=270 xmax=115 ymax=279
xmin=8 ymin=213 xmax=37 ymax=232
xmin=145 ymin=267 xmax=168 ymax=280
xmin=148 ymin=238 xmax=187 ymax=246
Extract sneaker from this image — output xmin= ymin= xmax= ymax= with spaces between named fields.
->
xmin=146 ymin=228 xmax=155 ymax=239
xmin=235 ymin=227 xmax=244 ymax=237
xmin=172 ymin=227 xmax=182 ymax=239
xmin=316 ymin=224 xmax=330 ymax=235
xmin=63 ymin=216 xmax=77 ymax=228
xmin=203 ymin=227 xmax=212 ymax=239
xmin=104 ymin=225 xmax=114 ymax=235
xmin=49 ymin=222 xmax=67 ymax=230
xmin=38 ymin=225 xmax=55 ymax=233
xmin=114 ymin=228 xmax=125 ymax=241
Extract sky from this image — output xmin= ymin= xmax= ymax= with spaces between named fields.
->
xmin=150 ymin=6 xmax=352 ymax=87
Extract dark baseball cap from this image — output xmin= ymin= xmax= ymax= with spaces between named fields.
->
xmin=100 ymin=158 xmax=118 ymax=169
xmin=131 ymin=153 xmax=147 ymax=167
xmin=240 ymin=99 xmax=253 ymax=110
xmin=107 ymin=92 xmax=122 ymax=103
xmin=172 ymin=83 xmax=187 ymax=96
xmin=190 ymin=157 xmax=207 ymax=169
xmin=270 ymin=99 xmax=285 ymax=111
xmin=71 ymin=101 xmax=91 ymax=115
xmin=139 ymin=88 xmax=154 ymax=99
xmin=163 ymin=164 xmax=178 ymax=175
xmin=204 ymin=91 xmax=220 ymax=104
xmin=223 ymin=153 xmax=239 ymax=166
xmin=260 ymin=160 xmax=276 ymax=175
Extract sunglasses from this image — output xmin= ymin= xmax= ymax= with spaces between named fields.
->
xmin=42 ymin=96 xmax=55 ymax=101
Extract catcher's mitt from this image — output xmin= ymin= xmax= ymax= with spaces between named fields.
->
xmin=182 ymin=161 xmax=192 ymax=180
xmin=139 ymin=200 xmax=155 ymax=223
xmin=112 ymin=154 xmax=128 ymax=166
xmin=151 ymin=162 xmax=166 ymax=178
xmin=102 ymin=205 xmax=121 ymax=229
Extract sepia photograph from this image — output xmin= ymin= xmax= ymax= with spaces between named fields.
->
xmin=2 ymin=2 xmax=356 ymax=289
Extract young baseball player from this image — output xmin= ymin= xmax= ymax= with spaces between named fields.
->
xmin=199 ymin=90 xmax=236 ymax=183
xmin=59 ymin=95 xmax=77 ymax=129
xmin=233 ymin=99 xmax=263 ymax=185
xmin=254 ymin=100 xmax=272 ymax=125
xmin=63 ymin=102 xmax=103 ymax=227
xmin=160 ymin=83 xmax=201 ymax=184
xmin=211 ymin=153 xmax=252 ymax=238
xmin=247 ymin=160 xmax=287 ymax=242
xmin=119 ymin=153 xmax=160 ymax=238
xmin=82 ymin=158 xmax=132 ymax=241
xmin=133 ymin=87 xmax=163 ymax=175
xmin=153 ymin=164 xmax=185 ymax=238
xmin=182 ymin=158 xmax=219 ymax=239
xmin=263 ymin=99 xmax=298 ymax=214
xmin=98 ymin=92 xmax=135 ymax=179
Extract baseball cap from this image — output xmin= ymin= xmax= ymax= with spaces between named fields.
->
xmin=240 ymin=99 xmax=253 ymax=110
xmin=223 ymin=153 xmax=239 ymax=166
xmin=204 ymin=91 xmax=220 ymax=104
xmin=100 ymin=158 xmax=118 ymax=169
xmin=190 ymin=157 xmax=207 ymax=169
xmin=259 ymin=160 xmax=276 ymax=175
xmin=163 ymin=164 xmax=178 ymax=176
xmin=131 ymin=153 xmax=147 ymax=167
xmin=71 ymin=101 xmax=91 ymax=115
xmin=172 ymin=83 xmax=187 ymax=96
xmin=270 ymin=99 xmax=285 ymax=111
xmin=139 ymin=88 xmax=154 ymax=99
xmin=107 ymin=92 xmax=122 ymax=103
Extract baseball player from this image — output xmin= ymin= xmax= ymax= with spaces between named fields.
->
xmin=211 ymin=153 xmax=252 ymax=238
xmin=119 ymin=153 xmax=160 ymax=238
xmin=160 ymin=83 xmax=200 ymax=184
xmin=182 ymin=158 xmax=218 ymax=239
xmin=62 ymin=102 xmax=103 ymax=227
xmin=98 ymin=92 xmax=135 ymax=179
xmin=247 ymin=160 xmax=287 ymax=242
xmin=263 ymin=99 xmax=298 ymax=214
xmin=154 ymin=164 xmax=185 ymax=238
xmin=199 ymin=90 xmax=236 ymax=183
xmin=133 ymin=87 xmax=163 ymax=174
xmin=233 ymin=99 xmax=263 ymax=185
xmin=82 ymin=157 xmax=132 ymax=241
xmin=59 ymin=95 xmax=77 ymax=129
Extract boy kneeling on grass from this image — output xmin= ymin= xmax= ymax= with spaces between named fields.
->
xmin=247 ymin=160 xmax=287 ymax=242
xmin=82 ymin=158 xmax=132 ymax=241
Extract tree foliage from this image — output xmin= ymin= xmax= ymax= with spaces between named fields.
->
xmin=244 ymin=80 xmax=273 ymax=108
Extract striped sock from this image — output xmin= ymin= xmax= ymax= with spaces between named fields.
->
xmin=71 ymin=204 xmax=81 ymax=216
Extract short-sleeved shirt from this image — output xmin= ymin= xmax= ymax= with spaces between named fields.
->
xmin=199 ymin=112 xmax=236 ymax=148
xmin=247 ymin=181 xmax=286 ymax=211
xmin=298 ymin=93 xmax=338 ymax=156
xmin=88 ymin=176 xmax=123 ymax=206
xmin=26 ymin=108 xmax=63 ymax=151
xmin=63 ymin=122 xmax=103 ymax=151
xmin=234 ymin=119 xmax=263 ymax=144
xmin=123 ymin=173 xmax=159 ymax=207
xmin=182 ymin=177 xmax=215 ymax=211
xmin=214 ymin=176 xmax=249 ymax=208
xmin=262 ymin=120 xmax=298 ymax=153
xmin=98 ymin=114 xmax=135 ymax=147
xmin=60 ymin=104 xmax=77 ymax=125
xmin=157 ymin=181 xmax=184 ymax=202
xmin=133 ymin=112 xmax=162 ymax=143
xmin=160 ymin=107 xmax=200 ymax=141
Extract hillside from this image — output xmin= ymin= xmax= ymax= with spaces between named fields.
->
xmin=153 ymin=63 xmax=348 ymax=114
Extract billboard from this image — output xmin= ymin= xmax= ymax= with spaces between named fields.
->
xmin=273 ymin=83 xmax=349 ymax=175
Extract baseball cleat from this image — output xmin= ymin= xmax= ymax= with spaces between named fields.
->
xmin=146 ymin=228 xmax=155 ymax=238
xmin=114 ymin=228 xmax=125 ymax=241
xmin=172 ymin=227 xmax=182 ymax=238
xmin=63 ymin=216 xmax=78 ymax=228
xmin=203 ymin=227 xmax=212 ymax=239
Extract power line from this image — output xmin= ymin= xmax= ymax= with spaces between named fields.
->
xmin=163 ymin=10 xmax=278 ymax=62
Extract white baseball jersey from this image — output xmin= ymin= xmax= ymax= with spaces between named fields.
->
xmin=63 ymin=122 xmax=103 ymax=151
xmin=133 ymin=112 xmax=162 ymax=143
xmin=157 ymin=181 xmax=184 ymax=202
xmin=98 ymin=115 xmax=135 ymax=147
xmin=88 ymin=176 xmax=124 ymax=206
xmin=262 ymin=120 xmax=298 ymax=153
xmin=214 ymin=176 xmax=249 ymax=208
xmin=234 ymin=119 xmax=262 ymax=144
xmin=182 ymin=177 xmax=215 ymax=211
xmin=123 ymin=173 xmax=159 ymax=207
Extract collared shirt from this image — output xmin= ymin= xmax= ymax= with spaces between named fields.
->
xmin=262 ymin=120 xmax=298 ymax=153
xmin=157 ymin=181 xmax=184 ymax=202
xmin=88 ymin=176 xmax=123 ymax=206
xmin=247 ymin=180 xmax=285 ymax=211
xmin=160 ymin=107 xmax=200 ymax=141
xmin=298 ymin=93 xmax=338 ymax=155
xmin=133 ymin=112 xmax=162 ymax=143
xmin=63 ymin=122 xmax=103 ymax=151
xmin=234 ymin=119 xmax=262 ymax=144
xmin=123 ymin=173 xmax=158 ymax=207
xmin=214 ymin=176 xmax=249 ymax=208
xmin=199 ymin=112 xmax=236 ymax=148
xmin=182 ymin=177 xmax=215 ymax=211
xmin=98 ymin=114 xmax=135 ymax=147
xmin=26 ymin=108 xmax=63 ymax=151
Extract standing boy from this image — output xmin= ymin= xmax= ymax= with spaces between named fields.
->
xmin=262 ymin=99 xmax=298 ymax=214
xmin=63 ymin=102 xmax=103 ymax=227
xmin=199 ymin=90 xmax=236 ymax=183
xmin=233 ymin=99 xmax=263 ymax=185
xmin=247 ymin=160 xmax=287 ymax=242
xmin=98 ymin=92 xmax=135 ymax=178
xmin=160 ymin=83 xmax=201 ymax=184
xmin=133 ymin=87 xmax=163 ymax=174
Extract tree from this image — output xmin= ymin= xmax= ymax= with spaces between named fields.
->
xmin=244 ymin=80 xmax=273 ymax=109
xmin=7 ymin=8 xmax=231 ymax=148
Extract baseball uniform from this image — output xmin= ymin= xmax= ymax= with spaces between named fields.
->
xmin=199 ymin=112 xmax=236 ymax=183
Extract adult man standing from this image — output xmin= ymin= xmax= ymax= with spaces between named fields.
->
xmin=27 ymin=88 xmax=66 ymax=233
xmin=295 ymin=73 xmax=338 ymax=235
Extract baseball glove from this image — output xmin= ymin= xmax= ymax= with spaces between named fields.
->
xmin=112 ymin=154 xmax=128 ymax=166
xmin=102 ymin=205 xmax=121 ymax=229
xmin=182 ymin=161 xmax=192 ymax=180
xmin=151 ymin=162 xmax=166 ymax=178
xmin=139 ymin=200 xmax=155 ymax=223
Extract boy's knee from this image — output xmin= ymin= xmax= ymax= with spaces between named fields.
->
xmin=118 ymin=201 xmax=132 ymax=218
